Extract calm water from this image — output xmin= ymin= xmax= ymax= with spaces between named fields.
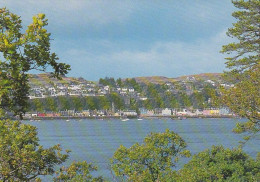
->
xmin=23 ymin=118 xmax=259 ymax=181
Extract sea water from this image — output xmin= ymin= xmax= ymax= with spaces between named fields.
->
xmin=23 ymin=118 xmax=260 ymax=181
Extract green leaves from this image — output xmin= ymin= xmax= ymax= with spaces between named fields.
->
xmin=53 ymin=161 xmax=104 ymax=182
xmin=111 ymin=129 xmax=190 ymax=182
xmin=0 ymin=119 xmax=69 ymax=181
xmin=221 ymin=0 xmax=260 ymax=136
xmin=0 ymin=8 xmax=70 ymax=118
xmin=176 ymin=145 xmax=260 ymax=182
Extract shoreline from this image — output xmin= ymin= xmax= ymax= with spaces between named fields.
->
xmin=21 ymin=115 xmax=237 ymax=120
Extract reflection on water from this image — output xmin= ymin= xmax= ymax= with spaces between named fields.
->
xmin=23 ymin=118 xmax=260 ymax=181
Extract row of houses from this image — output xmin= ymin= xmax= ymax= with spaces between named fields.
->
xmin=23 ymin=107 xmax=232 ymax=119
xmin=139 ymin=107 xmax=232 ymax=117
xmin=23 ymin=109 xmax=138 ymax=119
xmin=28 ymin=83 xmax=140 ymax=100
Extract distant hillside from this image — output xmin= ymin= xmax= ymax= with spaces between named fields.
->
xmin=134 ymin=73 xmax=223 ymax=84
xmin=28 ymin=73 xmax=223 ymax=86
xmin=28 ymin=73 xmax=94 ymax=86
xmin=175 ymin=73 xmax=223 ymax=81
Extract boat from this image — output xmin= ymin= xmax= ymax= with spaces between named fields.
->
xmin=137 ymin=118 xmax=143 ymax=121
xmin=121 ymin=118 xmax=129 ymax=121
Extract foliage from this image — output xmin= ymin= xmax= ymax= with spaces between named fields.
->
xmin=179 ymin=92 xmax=192 ymax=108
xmin=111 ymin=129 xmax=190 ymax=182
xmin=0 ymin=8 xmax=70 ymax=118
xmin=221 ymin=0 xmax=260 ymax=134
xmin=124 ymin=78 xmax=142 ymax=93
xmin=108 ymin=92 xmax=124 ymax=110
xmin=0 ymin=119 xmax=69 ymax=181
xmin=176 ymin=145 xmax=260 ymax=182
xmin=53 ymin=161 xmax=104 ymax=182
xmin=99 ymin=77 xmax=116 ymax=87
xmin=222 ymin=67 xmax=259 ymax=134
xmin=190 ymin=91 xmax=206 ymax=109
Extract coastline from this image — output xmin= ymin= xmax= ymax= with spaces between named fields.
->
xmin=22 ymin=115 xmax=237 ymax=120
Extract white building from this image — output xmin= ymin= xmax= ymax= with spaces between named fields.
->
xmin=162 ymin=108 xmax=172 ymax=116
xmin=123 ymin=110 xmax=137 ymax=116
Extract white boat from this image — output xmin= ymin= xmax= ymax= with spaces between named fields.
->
xmin=137 ymin=118 xmax=143 ymax=121
xmin=121 ymin=118 xmax=129 ymax=121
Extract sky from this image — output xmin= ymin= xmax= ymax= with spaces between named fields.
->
xmin=1 ymin=0 xmax=236 ymax=81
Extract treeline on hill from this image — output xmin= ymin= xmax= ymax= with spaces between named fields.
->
xmin=28 ymin=94 xmax=124 ymax=112
xmin=28 ymin=77 xmax=219 ymax=112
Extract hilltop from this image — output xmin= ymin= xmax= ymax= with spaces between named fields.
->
xmin=133 ymin=73 xmax=223 ymax=84
xmin=29 ymin=73 xmax=223 ymax=86
xmin=29 ymin=73 xmax=95 ymax=87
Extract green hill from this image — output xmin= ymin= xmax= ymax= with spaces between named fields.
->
xmin=28 ymin=73 xmax=224 ymax=86
xmin=28 ymin=73 xmax=94 ymax=86
xmin=133 ymin=73 xmax=223 ymax=84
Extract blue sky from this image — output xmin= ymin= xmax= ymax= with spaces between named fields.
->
xmin=1 ymin=0 xmax=236 ymax=81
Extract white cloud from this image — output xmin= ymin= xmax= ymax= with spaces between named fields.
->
xmin=63 ymin=29 xmax=232 ymax=79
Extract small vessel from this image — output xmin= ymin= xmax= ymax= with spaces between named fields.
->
xmin=121 ymin=118 xmax=129 ymax=121
xmin=137 ymin=118 xmax=143 ymax=121
xmin=66 ymin=119 xmax=70 ymax=122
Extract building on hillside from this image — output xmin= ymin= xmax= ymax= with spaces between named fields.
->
xmin=97 ymin=110 xmax=106 ymax=116
xmin=123 ymin=110 xmax=138 ymax=117
xmin=57 ymin=90 xmax=67 ymax=96
xmin=177 ymin=109 xmax=188 ymax=116
xmin=60 ymin=110 xmax=75 ymax=116
xmin=139 ymin=96 xmax=148 ymax=101
xmin=139 ymin=108 xmax=148 ymax=115
xmin=68 ymin=90 xmax=81 ymax=96
xmin=162 ymin=108 xmax=172 ymax=116
xmin=82 ymin=110 xmax=90 ymax=117
xmin=210 ymin=108 xmax=220 ymax=115
xmin=202 ymin=108 xmax=219 ymax=116
xmin=219 ymin=107 xmax=231 ymax=116
xmin=104 ymin=85 xmax=110 ymax=91
xmin=194 ymin=109 xmax=203 ymax=116
xmin=129 ymin=88 xmax=135 ymax=92
xmin=37 ymin=113 xmax=46 ymax=117
xmin=154 ymin=108 xmax=163 ymax=116
xmin=147 ymin=110 xmax=155 ymax=116
xmin=123 ymin=96 xmax=130 ymax=105
xmin=202 ymin=109 xmax=211 ymax=116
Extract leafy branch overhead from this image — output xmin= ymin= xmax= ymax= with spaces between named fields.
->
xmin=221 ymin=0 xmax=260 ymax=134
xmin=0 ymin=8 xmax=70 ymax=118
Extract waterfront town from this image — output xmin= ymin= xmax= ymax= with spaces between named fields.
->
xmin=22 ymin=73 xmax=235 ymax=119
xmin=23 ymin=107 xmax=233 ymax=119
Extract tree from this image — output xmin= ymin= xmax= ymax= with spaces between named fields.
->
xmin=111 ymin=129 xmax=190 ymax=182
xmin=32 ymin=98 xmax=44 ymax=112
xmin=179 ymin=92 xmax=192 ymax=108
xmin=86 ymin=97 xmax=97 ymax=110
xmin=58 ymin=96 xmax=71 ymax=111
xmin=221 ymin=0 xmax=260 ymax=135
xmin=0 ymin=119 xmax=69 ymax=181
xmin=99 ymin=96 xmax=110 ymax=110
xmin=109 ymin=92 xmax=124 ymax=110
xmin=53 ymin=161 xmax=104 ymax=182
xmin=176 ymin=145 xmax=260 ymax=181
xmin=0 ymin=8 xmax=70 ymax=119
xmin=0 ymin=9 xmax=101 ymax=181
xmin=45 ymin=97 xmax=57 ymax=112
xmin=71 ymin=96 xmax=83 ymax=111
xmin=190 ymin=91 xmax=205 ymax=109
xmin=116 ymin=78 xmax=123 ymax=87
